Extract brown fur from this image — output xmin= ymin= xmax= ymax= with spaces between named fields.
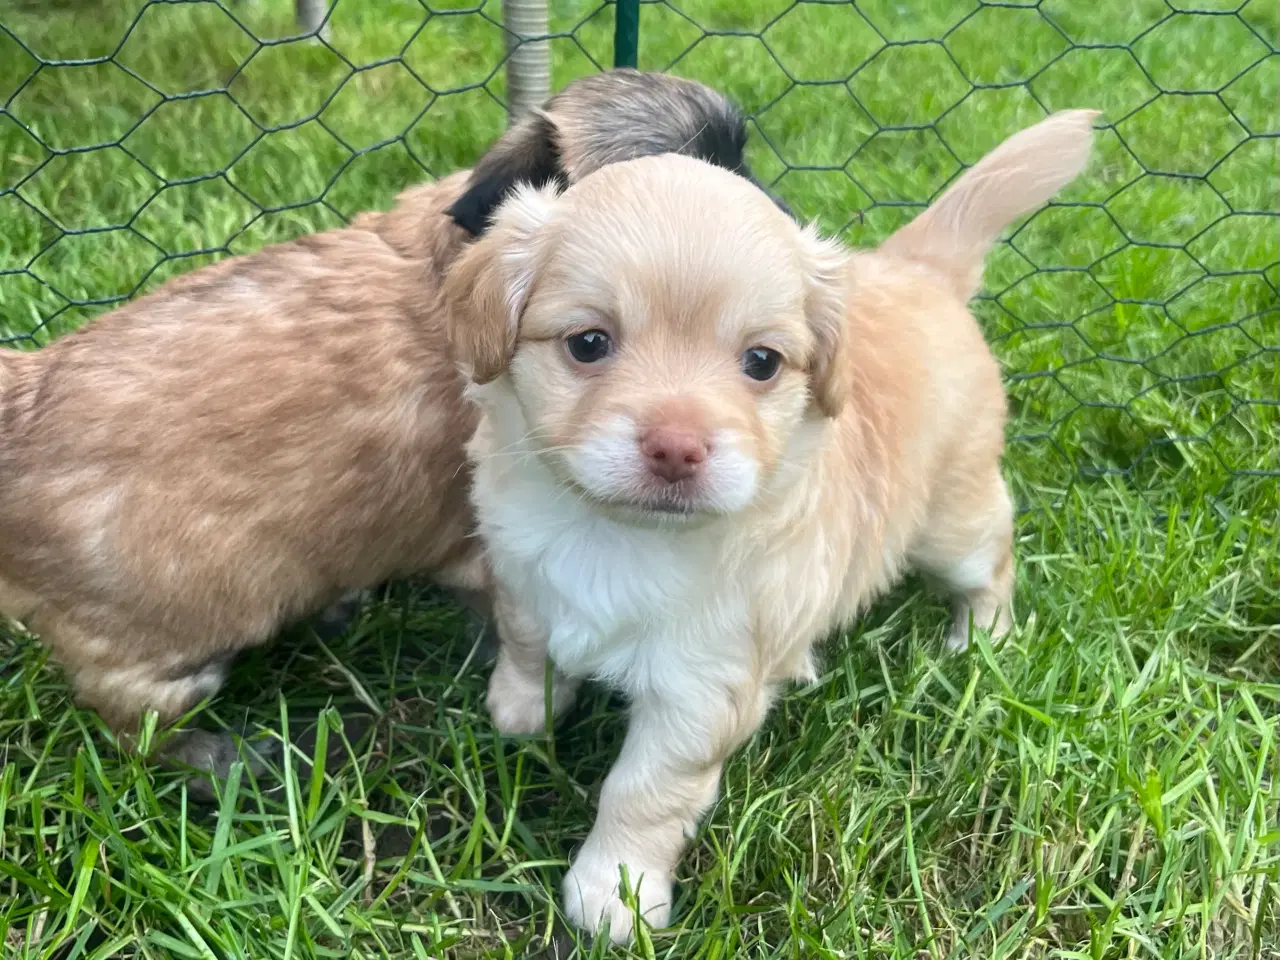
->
xmin=0 ymin=230 xmax=474 ymax=731
xmin=0 ymin=70 xmax=771 ymax=768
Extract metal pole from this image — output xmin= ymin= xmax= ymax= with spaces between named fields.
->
xmin=503 ymin=0 xmax=551 ymax=124
xmin=295 ymin=0 xmax=330 ymax=40
xmin=613 ymin=0 xmax=639 ymax=69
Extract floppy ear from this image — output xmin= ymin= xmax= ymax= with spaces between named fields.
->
xmin=443 ymin=183 xmax=560 ymax=383
xmin=445 ymin=111 xmax=564 ymax=236
xmin=797 ymin=225 xmax=852 ymax=418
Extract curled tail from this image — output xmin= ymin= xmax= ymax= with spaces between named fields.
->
xmin=879 ymin=109 xmax=1099 ymax=300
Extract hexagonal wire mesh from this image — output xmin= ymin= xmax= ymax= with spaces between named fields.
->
xmin=0 ymin=0 xmax=1276 ymax=513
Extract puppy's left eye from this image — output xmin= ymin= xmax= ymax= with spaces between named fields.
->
xmin=741 ymin=347 xmax=782 ymax=382
xmin=566 ymin=329 xmax=612 ymax=364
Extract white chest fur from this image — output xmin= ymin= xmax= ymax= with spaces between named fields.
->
xmin=477 ymin=454 xmax=753 ymax=698
xmin=468 ymin=386 xmax=758 ymax=701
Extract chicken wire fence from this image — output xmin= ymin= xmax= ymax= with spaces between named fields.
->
xmin=0 ymin=0 xmax=1276 ymax=509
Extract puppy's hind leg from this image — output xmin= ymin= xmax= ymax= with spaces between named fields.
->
xmin=64 ymin=634 xmax=273 ymax=796
xmin=910 ymin=470 xmax=1016 ymax=653
xmin=67 ymin=642 xmax=232 ymax=737
xmin=310 ymin=587 xmax=372 ymax=641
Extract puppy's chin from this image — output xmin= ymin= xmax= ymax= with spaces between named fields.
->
xmin=586 ymin=481 xmax=725 ymax=523
xmin=567 ymin=478 xmax=739 ymax=529
xmin=592 ymin=495 xmax=716 ymax=530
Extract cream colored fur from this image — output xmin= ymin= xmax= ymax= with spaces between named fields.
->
xmin=445 ymin=110 xmax=1098 ymax=943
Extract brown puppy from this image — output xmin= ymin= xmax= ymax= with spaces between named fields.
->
xmin=0 ymin=70 xmax=769 ymax=773
xmin=445 ymin=111 xmax=1097 ymax=942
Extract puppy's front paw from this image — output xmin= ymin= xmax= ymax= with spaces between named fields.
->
xmin=945 ymin=622 xmax=974 ymax=653
xmin=486 ymin=657 xmax=576 ymax=736
xmin=562 ymin=849 xmax=671 ymax=945
xmin=946 ymin=605 xmax=1013 ymax=652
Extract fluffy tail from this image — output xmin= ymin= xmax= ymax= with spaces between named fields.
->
xmin=879 ymin=109 xmax=1099 ymax=300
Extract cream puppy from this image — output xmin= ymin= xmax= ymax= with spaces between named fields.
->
xmin=444 ymin=111 xmax=1097 ymax=942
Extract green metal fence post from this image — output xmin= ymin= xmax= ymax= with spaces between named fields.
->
xmin=613 ymin=0 xmax=639 ymax=68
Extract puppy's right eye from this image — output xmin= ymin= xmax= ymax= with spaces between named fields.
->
xmin=566 ymin=329 xmax=612 ymax=364
xmin=741 ymin=346 xmax=782 ymax=382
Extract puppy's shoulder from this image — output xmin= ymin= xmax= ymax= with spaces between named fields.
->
xmin=356 ymin=171 xmax=473 ymax=267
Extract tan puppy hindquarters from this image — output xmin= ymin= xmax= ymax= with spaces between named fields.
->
xmin=0 ymin=69 xmax=774 ymax=787
xmin=445 ymin=110 xmax=1098 ymax=943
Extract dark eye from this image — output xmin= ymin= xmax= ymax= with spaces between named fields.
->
xmin=566 ymin=329 xmax=612 ymax=364
xmin=741 ymin=347 xmax=782 ymax=382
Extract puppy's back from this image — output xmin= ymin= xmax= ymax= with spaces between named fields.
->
xmin=350 ymin=169 xmax=473 ymax=266
xmin=0 ymin=229 xmax=473 ymax=650
xmin=835 ymin=111 xmax=1097 ymax=513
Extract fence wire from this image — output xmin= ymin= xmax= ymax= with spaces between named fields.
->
xmin=0 ymin=0 xmax=1276 ymax=507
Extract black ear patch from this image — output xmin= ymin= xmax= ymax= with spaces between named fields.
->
xmin=685 ymin=109 xmax=748 ymax=175
xmin=664 ymin=106 xmax=795 ymax=220
xmin=445 ymin=112 xmax=566 ymax=236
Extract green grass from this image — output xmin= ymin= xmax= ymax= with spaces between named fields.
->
xmin=1 ymin=0 xmax=1277 ymax=957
